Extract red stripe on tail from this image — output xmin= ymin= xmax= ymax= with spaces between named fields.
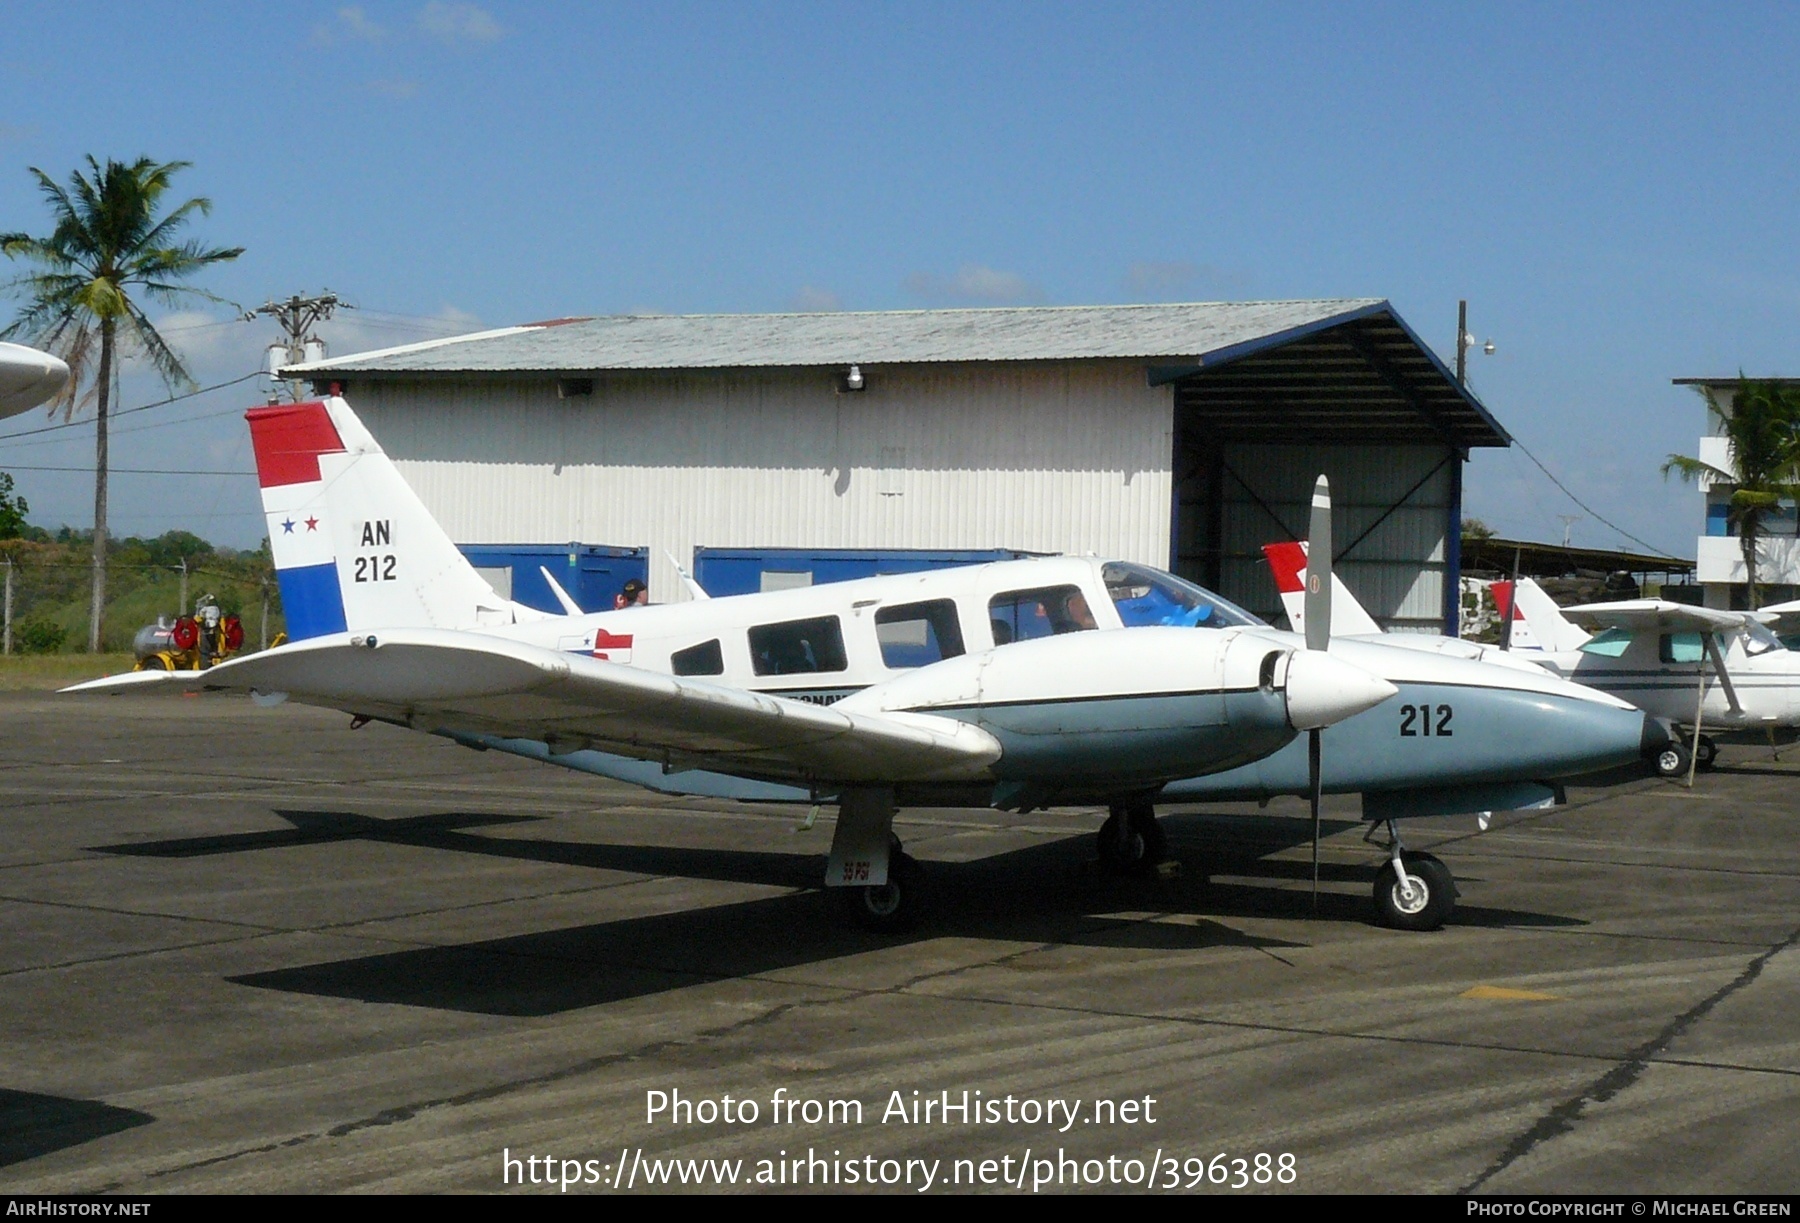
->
xmin=246 ymin=403 xmax=346 ymax=488
xmin=1262 ymin=541 xmax=1308 ymax=594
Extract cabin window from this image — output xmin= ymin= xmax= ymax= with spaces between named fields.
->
xmin=875 ymin=599 xmax=965 ymax=668
xmin=1659 ymin=632 xmax=1706 ymax=664
xmin=988 ymin=585 xmax=1094 ymax=645
xmin=748 ymin=616 xmax=848 ymax=676
xmin=671 ymin=639 xmax=724 ymax=676
xmin=1578 ymin=628 xmax=1633 ymax=658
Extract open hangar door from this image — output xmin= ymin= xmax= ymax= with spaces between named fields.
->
xmin=1159 ymin=306 xmax=1509 ymax=634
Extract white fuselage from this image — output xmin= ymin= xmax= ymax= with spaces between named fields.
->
xmin=1533 ymin=630 xmax=1800 ymax=729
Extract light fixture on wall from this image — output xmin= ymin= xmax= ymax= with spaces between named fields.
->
xmin=838 ymin=364 xmax=866 ymax=393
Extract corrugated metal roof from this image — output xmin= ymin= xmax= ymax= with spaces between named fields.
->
xmin=289 ymin=299 xmax=1389 ymax=374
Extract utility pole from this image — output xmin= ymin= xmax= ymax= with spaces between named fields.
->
xmin=1455 ymin=299 xmax=1495 ymax=387
xmin=1456 ymin=300 xmax=1468 ymax=386
xmin=3 ymin=559 xmax=11 ymax=656
xmin=246 ymin=292 xmax=347 ymax=403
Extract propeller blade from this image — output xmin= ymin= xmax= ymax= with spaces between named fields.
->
xmin=1305 ymin=475 xmax=1332 ymax=652
xmin=1309 ymin=726 xmax=1322 ymax=914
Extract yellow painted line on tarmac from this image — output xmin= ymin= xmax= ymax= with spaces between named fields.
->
xmin=1460 ymin=984 xmax=1562 ymax=1002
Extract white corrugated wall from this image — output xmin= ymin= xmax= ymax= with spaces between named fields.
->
xmin=347 ymin=362 xmax=1174 ymax=601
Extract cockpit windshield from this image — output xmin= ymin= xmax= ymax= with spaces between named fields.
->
xmin=1102 ymin=562 xmax=1266 ymax=629
xmin=1742 ymin=619 xmax=1789 ymax=656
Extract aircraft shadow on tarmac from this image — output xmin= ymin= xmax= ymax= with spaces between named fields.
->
xmin=0 ymin=1089 xmax=153 ymax=1167
xmin=92 ymin=807 xmax=1583 ymax=1017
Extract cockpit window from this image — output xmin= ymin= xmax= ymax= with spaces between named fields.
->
xmin=989 ymin=585 xmax=1094 ymax=645
xmin=1579 ymin=627 xmax=1633 ymax=658
xmin=1102 ymin=562 xmax=1264 ymax=629
xmin=1743 ymin=620 xmax=1788 ymax=656
xmin=1659 ymin=632 xmax=1707 ymax=664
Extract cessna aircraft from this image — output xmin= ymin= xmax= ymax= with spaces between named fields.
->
xmin=1501 ymin=576 xmax=1800 ymax=777
xmin=67 ymin=397 xmax=1666 ymax=932
xmin=0 ymin=341 xmax=70 ymax=419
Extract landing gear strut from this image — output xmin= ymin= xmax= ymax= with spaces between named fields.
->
xmin=827 ymin=789 xmax=929 ymax=932
xmin=1096 ymin=801 xmax=1166 ymax=875
xmin=1369 ymin=820 xmax=1455 ymax=931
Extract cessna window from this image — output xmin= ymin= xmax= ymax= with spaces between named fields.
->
xmin=670 ymin=639 xmax=724 ymax=676
xmin=748 ymin=616 xmax=848 ymax=676
xmin=989 ymin=585 xmax=1093 ymax=645
xmin=1579 ymin=628 xmax=1633 ymax=658
xmin=1659 ymin=632 xmax=1707 ymax=664
xmin=875 ymin=599 xmax=966 ymax=668
xmin=1103 ymin=562 xmax=1264 ymax=629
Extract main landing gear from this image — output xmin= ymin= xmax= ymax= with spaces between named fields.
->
xmin=1368 ymin=820 xmax=1455 ymax=932
xmin=1096 ymin=800 xmax=1167 ymax=875
xmin=831 ymin=833 xmax=928 ymax=933
xmin=1654 ymin=733 xmax=1717 ymax=779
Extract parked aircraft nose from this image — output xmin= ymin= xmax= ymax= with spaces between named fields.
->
xmin=1640 ymin=714 xmax=1675 ymax=761
xmin=1283 ymin=650 xmax=1399 ymax=731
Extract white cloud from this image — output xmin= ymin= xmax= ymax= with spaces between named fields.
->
xmin=311 ymin=5 xmax=387 ymax=45
xmin=902 ymin=264 xmax=1043 ymax=304
xmin=791 ymin=285 xmax=842 ymax=312
xmin=1122 ymin=259 xmax=1250 ymax=300
xmin=417 ymin=2 xmax=503 ymax=43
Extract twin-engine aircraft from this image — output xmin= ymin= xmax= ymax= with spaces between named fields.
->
xmin=69 ymin=397 xmax=1664 ymax=932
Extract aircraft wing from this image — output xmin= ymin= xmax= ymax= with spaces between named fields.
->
xmin=63 ymin=629 xmax=1001 ymax=785
xmin=1560 ymin=600 xmax=1748 ymax=634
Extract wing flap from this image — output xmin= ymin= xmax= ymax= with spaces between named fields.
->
xmin=65 ymin=629 xmax=1000 ymax=785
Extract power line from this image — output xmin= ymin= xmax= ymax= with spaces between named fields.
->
xmin=1509 ymin=435 xmax=1668 ymax=556
xmin=0 ymin=465 xmax=252 ymax=476
xmin=0 ymin=370 xmax=263 ymax=443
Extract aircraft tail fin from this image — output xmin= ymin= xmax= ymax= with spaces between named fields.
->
xmin=1261 ymin=541 xmax=1383 ymax=636
xmin=1492 ymin=577 xmax=1589 ymax=652
xmin=248 ymin=397 xmax=529 ymax=640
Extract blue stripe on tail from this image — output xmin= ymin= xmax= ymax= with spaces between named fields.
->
xmin=277 ymin=562 xmax=349 ymax=640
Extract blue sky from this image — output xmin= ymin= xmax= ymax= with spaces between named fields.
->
xmin=0 ymin=1 xmax=1795 ymax=553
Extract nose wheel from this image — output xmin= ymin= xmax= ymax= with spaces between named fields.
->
xmin=1097 ymin=801 xmax=1167 ymax=875
xmin=1369 ymin=821 xmax=1455 ymax=931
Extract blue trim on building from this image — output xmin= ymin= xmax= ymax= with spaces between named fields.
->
xmin=277 ymin=562 xmax=348 ymax=640
xmin=1444 ymin=455 xmax=1463 ymax=636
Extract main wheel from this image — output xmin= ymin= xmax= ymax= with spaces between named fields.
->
xmin=1373 ymin=852 xmax=1455 ymax=931
xmin=1655 ymin=742 xmax=1692 ymax=778
xmin=1694 ymin=735 xmax=1719 ymax=772
xmin=833 ymin=851 xmax=928 ymax=933
xmin=1097 ymin=803 xmax=1166 ymax=875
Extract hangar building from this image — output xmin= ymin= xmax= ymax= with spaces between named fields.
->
xmin=289 ymin=300 xmax=1508 ymax=632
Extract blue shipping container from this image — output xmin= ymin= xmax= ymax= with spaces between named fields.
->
xmin=457 ymin=544 xmax=649 ymax=614
xmin=692 ymin=547 xmax=1037 ymax=598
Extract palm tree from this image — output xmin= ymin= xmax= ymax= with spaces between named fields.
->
xmin=0 ymin=157 xmax=242 ymax=651
xmin=1664 ymin=379 xmax=1800 ymax=609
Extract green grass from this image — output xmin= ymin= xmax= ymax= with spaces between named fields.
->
xmin=0 ymin=653 xmax=139 ymax=690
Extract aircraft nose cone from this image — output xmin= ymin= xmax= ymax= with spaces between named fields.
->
xmin=1284 ymin=649 xmax=1399 ymax=731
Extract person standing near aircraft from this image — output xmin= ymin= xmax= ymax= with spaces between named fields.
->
xmin=614 ymin=578 xmax=648 ymax=609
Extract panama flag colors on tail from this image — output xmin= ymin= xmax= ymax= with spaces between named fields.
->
xmin=1261 ymin=541 xmax=1383 ymax=637
xmin=247 ymin=399 xmax=520 ymax=639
